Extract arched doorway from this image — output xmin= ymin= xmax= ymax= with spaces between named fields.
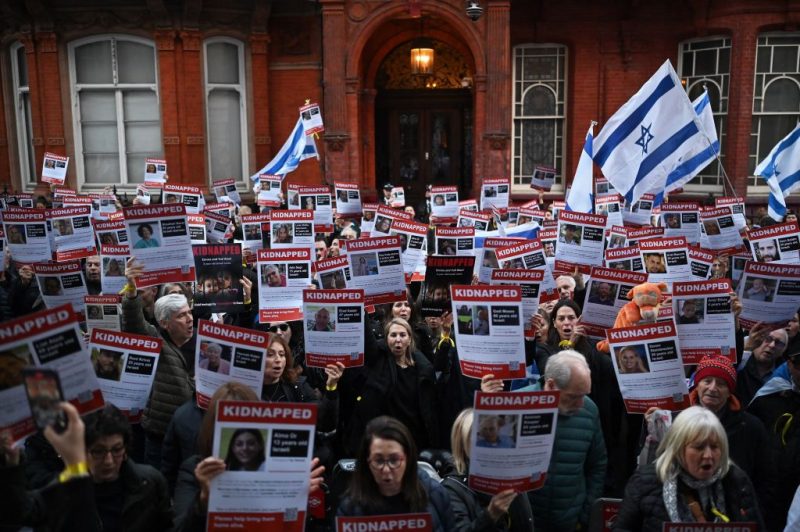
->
xmin=374 ymin=40 xmax=473 ymax=209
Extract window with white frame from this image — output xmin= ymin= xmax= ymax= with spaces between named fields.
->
xmin=678 ymin=37 xmax=730 ymax=189
xmin=68 ymin=36 xmax=163 ymax=188
xmin=204 ymin=38 xmax=248 ymax=183
xmin=750 ymin=34 xmax=800 ymax=188
xmin=512 ymin=45 xmax=567 ymax=192
xmin=10 ymin=42 xmax=37 ymax=188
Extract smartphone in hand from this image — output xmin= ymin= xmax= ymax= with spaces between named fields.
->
xmin=21 ymin=368 xmax=68 ymax=433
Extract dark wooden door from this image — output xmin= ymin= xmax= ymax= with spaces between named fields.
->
xmin=376 ymin=90 xmax=472 ymax=209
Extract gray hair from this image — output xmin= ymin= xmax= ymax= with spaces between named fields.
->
xmin=205 ymin=342 xmax=222 ymax=355
xmin=544 ymin=349 xmax=589 ymax=389
xmin=655 ymin=406 xmax=730 ymax=482
xmin=154 ymin=294 xmax=189 ymax=325
xmin=555 ymin=275 xmax=576 ymax=290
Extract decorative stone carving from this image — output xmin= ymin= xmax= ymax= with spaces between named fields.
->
xmin=180 ymin=31 xmax=202 ymax=52
xmin=163 ymin=136 xmax=180 ymax=145
xmin=323 ymin=133 xmax=349 ymax=152
xmin=154 ymin=30 xmax=176 ymax=51
xmin=484 ymin=132 xmax=509 ymax=150
xmin=46 ymin=137 xmax=65 ymax=146
xmin=186 ymin=136 xmax=205 ymax=145
xmin=348 ymin=1 xmax=369 ymax=22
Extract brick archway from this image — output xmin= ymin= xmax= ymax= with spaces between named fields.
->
xmin=321 ymin=0 xmax=510 ymax=198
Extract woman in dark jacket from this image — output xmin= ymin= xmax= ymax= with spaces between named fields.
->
xmin=442 ymin=409 xmax=533 ymax=532
xmin=615 ymin=406 xmax=764 ymax=531
xmin=338 ymin=416 xmax=455 ymax=532
xmin=343 ymin=317 xmax=439 ymax=455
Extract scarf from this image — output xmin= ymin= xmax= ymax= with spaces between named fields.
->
xmin=662 ymin=468 xmax=727 ymax=523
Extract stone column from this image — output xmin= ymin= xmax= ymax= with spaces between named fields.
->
xmin=482 ymin=0 xmax=511 ymax=185
xmin=154 ymin=30 xmax=181 ymax=180
xmin=178 ymin=30 xmax=206 ymax=186
xmin=250 ymin=33 xmax=272 ymax=171
xmin=319 ymin=0 xmax=351 ymax=183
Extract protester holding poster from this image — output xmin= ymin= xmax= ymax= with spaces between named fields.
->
xmin=606 ymin=320 xmax=690 ymax=413
xmin=270 ymin=210 xmax=314 ymax=252
xmin=0 ymin=304 xmax=104 ymax=441
xmin=435 ymin=226 xmax=475 ymax=257
xmin=192 ymin=244 xmax=247 ymax=314
xmin=205 ymin=400 xmax=318 ymax=532
xmin=638 ymin=236 xmax=692 ymax=287
xmin=700 ymin=206 xmax=745 ymax=252
xmin=93 ymin=218 xmax=129 ymax=247
xmin=257 ymin=174 xmax=283 ymax=208
xmin=100 ymin=244 xmax=130 ymax=294
xmin=480 ymin=179 xmax=510 ymax=212
xmin=41 ymin=152 xmax=69 ymax=185
xmin=430 ymin=185 xmax=460 ymax=223
xmin=659 ymin=201 xmax=701 ymax=243
xmin=466 ymin=391 xmax=559 ymax=494
xmin=211 ymin=178 xmax=241 ymax=205
xmin=338 ymin=416 xmax=455 ymax=531
xmin=84 ymin=294 xmax=123 ymax=332
xmin=581 ymin=267 xmax=648 ymax=339
xmin=162 ymin=184 xmax=203 ymax=214
xmin=123 ymin=204 xmax=195 ymax=288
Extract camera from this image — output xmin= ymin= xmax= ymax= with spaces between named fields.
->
xmin=465 ymin=1 xmax=483 ymax=21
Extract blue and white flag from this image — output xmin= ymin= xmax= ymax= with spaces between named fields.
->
xmin=593 ymin=60 xmax=705 ymax=204
xmin=754 ymin=123 xmax=800 ymax=222
xmin=565 ymin=122 xmax=595 ymax=213
xmin=653 ymin=90 xmax=719 ymax=206
xmin=250 ymin=117 xmax=316 ymax=181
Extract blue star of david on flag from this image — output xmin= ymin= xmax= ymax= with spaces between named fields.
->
xmin=635 ymin=124 xmax=654 ymax=155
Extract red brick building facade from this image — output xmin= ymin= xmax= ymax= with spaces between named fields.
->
xmin=1 ymin=0 xmax=799 ymax=206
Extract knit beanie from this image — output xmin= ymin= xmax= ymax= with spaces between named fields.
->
xmin=694 ymin=355 xmax=737 ymax=392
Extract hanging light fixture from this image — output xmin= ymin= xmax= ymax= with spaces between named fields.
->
xmin=410 ymin=41 xmax=434 ymax=75
xmin=410 ymin=16 xmax=434 ymax=76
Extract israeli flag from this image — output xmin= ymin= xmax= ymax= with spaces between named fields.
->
xmin=653 ymin=90 xmax=719 ymax=206
xmin=250 ymin=117 xmax=315 ymax=181
xmin=565 ymin=122 xmax=595 ymax=213
xmin=754 ymin=123 xmax=800 ymax=222
xmin=593 ymin=60 xmax=704 ymax=204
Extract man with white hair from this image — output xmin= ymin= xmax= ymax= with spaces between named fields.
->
xmin=502 ymin=350 xmax=606 ymax=530
xmin=481 ymin=350 xmax=606 ymax=530
xmin=122 ymin=258 xmax=196 ymax=469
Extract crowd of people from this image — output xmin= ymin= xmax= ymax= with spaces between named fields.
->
xmin=0 ymin=187 xmax=799 ymax=532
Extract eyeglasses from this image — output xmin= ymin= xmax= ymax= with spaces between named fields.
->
xmin=763 ymin=336 xmax=787 ymax=349
xmin=268 ymin=324 xmax=289 ymax=333
xmin=368 ymin=455 xmax=405 ymax=470
xmin=89 ymin=444 xmax=125 ymax=460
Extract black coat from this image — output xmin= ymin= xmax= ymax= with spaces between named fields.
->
xmin=342 ymin=332 xmax=439 ymax=455
xmin=442 ymin=474 xmax=534 ymax=532
xmin=613 ymin=463 xmax=764 ymax=532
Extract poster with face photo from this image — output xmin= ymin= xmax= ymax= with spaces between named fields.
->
xmin=212 ymin=178 xmax=241 ymax=205
xmin=257 ymin=174 xmax=283 ymax=208
xmin=192 ymin=244 xmax=245 ymax=314
xmin=41 ymin=152 xmax=69 ymax=185
xmin=143 ymin=158 xmax=167 ymax=188
xmin=334 ymin=182 xmax=362 ymax=216
xmin=33 ymin=261 xmax=88 ymax=314
xmin=163 ymin=184 xmax=204 ymax=215
xmin=2 ymin=208 xmax=51 ymax=263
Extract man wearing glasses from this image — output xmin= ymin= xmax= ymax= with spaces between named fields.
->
xmin=748 ymin=349 xmax=800 ymax=530
xmin=737 ymin=325 xmax=788 ymax=406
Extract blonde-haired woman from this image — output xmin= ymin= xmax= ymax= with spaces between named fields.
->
xmin=342 ymin=317 xmax=439 ymax=455
xmin=442 ymin=409 xmax=534 ymax=532
xmin=614 ymin=406 xmax=763 ymax=531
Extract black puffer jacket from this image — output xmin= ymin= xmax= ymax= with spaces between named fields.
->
xmin=614 ymin=463 xmax=764 ymax=532
xmin=442 ymin=474 xmax=534 ymax=532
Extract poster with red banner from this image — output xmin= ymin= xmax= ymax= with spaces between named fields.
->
xmin=2 ymin=207 xmax=51 ymax=263
xmin=715 ymin=196 xmax=747 ymax=230
xmin=123 ymin=204 xmax=196 ymax=288
xmin=450 ymin=285 xmax=526 ymax=380
xmin=336 ymin=514 xmax=432 ymax=532
xmin=659 ymin=201 xmax=701 ymax=244
xmin=84 ymin=294 xmax=122 ymax=332
xmin=430 ymin=185 xmax=460 ymax=223
xmin=491 ymin=269 xmax=545 ymax=339
xmin=256 ymin=248 xmax=312 ymax=323
xmin=688 ymin=246 xmax=714 ymax=280
xmin=33 ymin=261 xmax=88 ymax=314
xmin=672 ymin=279 xmax=736 ymax=365
xmin=625 ymin=226 xmax=664 ymax=247
xmin=163 ymin=184 xmax=203 ymax=214
xmin=581 ymin=267 xmax=649 ymax=339
xmin=289 ymin=185 xmax=333 ymax=233
xmin=303 ymin=289 xmax=365 ymax=368
xmin=457 ymin=209 xmax=491 ymax=231
xmin=737 ymin=261 xmax=800 ymax=329
xmin=748 ymin=222 xmax=800 ymax=264
xmin=495 ymin=239 xmax=558 ymax=297
xmin=388 ymin=217 xmax=428 ymax=275
xmin=468 ymin=391 xmax=559 ymax=494
xmin=604 ymin=244 xmax=644 ymax=273
xmin=554 ymin=210 xmax=607 ymax=267
xmin=48 ymin=206 xmax=96 ymax=261
xmin=435 ymin=226 xmax=475 ymax=257
xmin=606 ymin=320 xmax=690 ymax=414
xmin=88 ymin=328 xmax=161 ymax=422
xmin=270 ymin=210 xmax=314 ymax=254
xmin=93 ymin=218 xmax=129 ymax=247
xmin=334 ymin=182 xmax=362 ymax=216
xmin=195 ymin=321 xmax=268 ymax=408
xmin=344 ymin=236 xmax=406 ymax=306
xmin=0 ymin=304 xmax=104 ymax=442
xmin=207 ymin=401 xmax=316 ymax=532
